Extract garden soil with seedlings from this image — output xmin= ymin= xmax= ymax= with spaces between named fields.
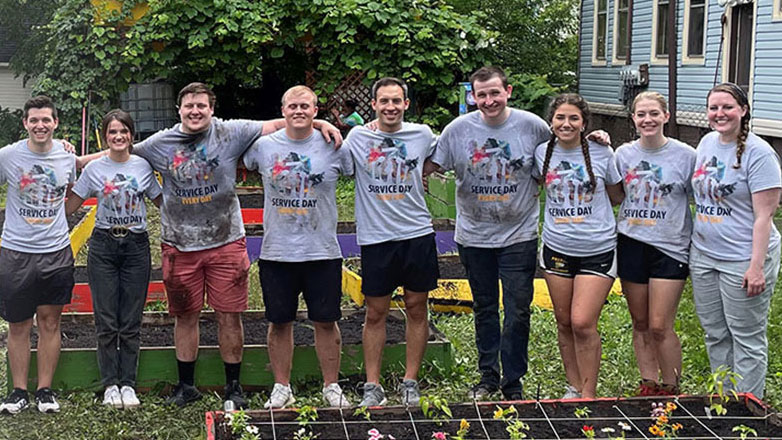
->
xmin=0 ymin=207 xmax=86 ymax=235
xmin=213 ymin=396 xmax=782 ymax=440
xmin=31 ymin=311 xmax=434 ymax=349
xmin=237 ymin=193 xmax=263 ymax=209
xmin=73 ymin=266 xmax=163 ymax=283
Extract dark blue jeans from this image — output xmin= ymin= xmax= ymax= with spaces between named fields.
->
xmin=87 ymin=229 xmax=151 ymax=388
xmin=458 ymin=239 xmax=537 ymax=395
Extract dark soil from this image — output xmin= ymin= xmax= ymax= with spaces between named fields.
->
xmin=214 ymin=396 xmax=782 ymax=440
xmin=73 ymin=266 xmax=163 ymax=283
xmin=238 ymin=193 xmax=264 ymax=209
xmin=0 ymin=207 xmax=87 ymax=235
xmin=32 ymin=311 xmax=437 ymax=349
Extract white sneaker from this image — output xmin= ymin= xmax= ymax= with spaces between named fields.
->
xmin=562 ymin=385 xmax=582 ymax=399
xmin=103 ymin=385 xmax=123 ymax=409
xmin=322 ymin=383 xmax=351 ymax=408
xmin=264 ymin=383 xmax=295 ymax=409
xmin=120 ymin=386 xmax=140 ymax=409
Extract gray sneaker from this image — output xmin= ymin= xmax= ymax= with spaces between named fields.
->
xmin=468 ymin=382 xmax=497 ymax=400
xmin=359 ymin=383 xmax=387 ymax=407
xmin=562 ymin=385 xmax=582 ymax=399
xmin=398 ymin=379 xmax=420 ymax=406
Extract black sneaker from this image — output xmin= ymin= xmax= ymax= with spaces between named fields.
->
xmin=468 ymin=381 xmax=498 ymax=400
xmin=502 ymin=390 xmax=524 ymax=401
xmin=35 ymin=388 xmax=60 ymax=413
xmin=223 ymin=380 xmax=247 ymax=410
xmin=0 ymin=388 xmax=30 ymax=415
xmin=165 ymin=383 xmax=202 ymax=407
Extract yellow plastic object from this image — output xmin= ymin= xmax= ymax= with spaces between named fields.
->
xmin=91 ymin=0 xmax=149 ymax=26
xmin=69 ymin=206 xmax=97 ymax=256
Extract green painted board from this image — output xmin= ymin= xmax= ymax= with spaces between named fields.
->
xmin=426 ymin=195 xmax=456 ymax=219
xmin=427 ymin=172 xmax=456 ymax=204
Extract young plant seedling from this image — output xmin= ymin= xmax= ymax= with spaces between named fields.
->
xmin=420 ymin=396 xmax=453 ymax=425
xmin=732 ymin=424 xmax=758 ymax=439
xmin=353 ymin=406 xmax=372 ymax=421
xmin=296 ymin=405 xmax=319 ymax=426
xmin=293 ymin=427 xmax=319 ymax=440
xmin=506 ymin=419 xmax=531 ymax=439
xmin=706 ymin=366 xmax=741 ymax=416
xmin=574 ymin=406 xmax=592 ymax=419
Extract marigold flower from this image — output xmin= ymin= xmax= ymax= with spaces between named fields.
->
xmin=649 ymin=425 xmax=664 ymax=437
xmin=493 ymin=408 xmax=504 ymax=420
xmin=672 ymin=423 xmax=683 ymax=431
xmin=666 ymin=402 xmax=677 ymax=413
xmin=657 ymin=415 xmax=669 ymax=424
xmin=460 ymin=419 xmax=470 ymax=431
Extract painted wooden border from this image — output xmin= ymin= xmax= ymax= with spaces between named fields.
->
xmin=69 ymin=205 xmax=97 ymax=256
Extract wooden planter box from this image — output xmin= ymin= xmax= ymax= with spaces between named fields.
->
xmin=206 ymin=394 xmax=782 ymax=440
xmin=7 ymin=309 xmax=452 ymax=392
xmin=65 ymin=266 xmax=166 ymax=313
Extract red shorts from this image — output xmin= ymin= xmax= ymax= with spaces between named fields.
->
xmin=161 ymin=238 xmax=250 ymax=316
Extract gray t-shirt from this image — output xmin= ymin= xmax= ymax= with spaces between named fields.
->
xmin=431 ymin=109 xmax=550 ymax=248
xmin=615 ymin=139 xmax=696 ymax=263
xmin=535 ymin=140 xmax=622 ymax=257
xmin=347 ymin=123 xmax=435 ymax=246
xmin=133 ymin=118 xmax=263 ymax=251
xmin=243 ymin=130 xmax=353 ymax=262
xmin=0 ymin=140 xmax=76 ymax=253
xmin=72 ymin=155 xmax=162 ymax=233
xmin=691 ymin=131 xmax=781 ymax=261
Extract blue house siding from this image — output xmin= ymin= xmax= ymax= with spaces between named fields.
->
xmin=753 ymin=1 xmax=782 ymax=121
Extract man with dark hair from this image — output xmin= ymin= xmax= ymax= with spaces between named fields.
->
xmin=331 ymin=99 xmax=364 ymax=133
xmin=427 ymin=66 xmax=549 ymax=401
xmin=0 ymin=96 xmax=77 ymax=414
xmin=80 ymin=82 xmax=342 ymax=409
xmin=346 ymin=77 xmax=438 ymax=407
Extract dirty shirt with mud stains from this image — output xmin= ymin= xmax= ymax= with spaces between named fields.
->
xmin=432 ymin=109 xmax=549 ymax=248
xmin=243 ymin=130 xmax=353 ymax=262
xmin=133 ymin=118 xmax=263 ymax=251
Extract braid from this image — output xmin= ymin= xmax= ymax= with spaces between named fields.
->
xmin=733 ymin=116 xmax=750 ymax=169
xmin=541 ymin=133 xmax=557 ymax=187
xmin=580 ymin=134 xmax=596 ymax=189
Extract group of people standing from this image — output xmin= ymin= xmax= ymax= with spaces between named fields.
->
xmin=0 ymin=65 xmax=778 ymax=416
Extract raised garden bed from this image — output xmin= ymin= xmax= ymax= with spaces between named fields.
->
xmin=246 ymin=219 xmax=457 ymax=261
xmin=64 ymin=266 xmax=166 ymax=313
xmin=238 ymin=190 xmax=264 ymax=227
xmin=9 ymin=309 xmax=451 ymax=392
xmin=342 ymin=254 xmax=623 ymax=313
xmin=206 ymin=394 xmax=782 ymax=440
xmin=0 ymin=206 xmax=95 ymax=256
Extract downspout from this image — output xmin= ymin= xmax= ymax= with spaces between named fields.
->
xmin=576 ymin=0 xmax=584 ymax=92
xmin=667 ymin=0 xmax=679 ymax=137
xmin=626 ymin=0 xmax=633 ymax=64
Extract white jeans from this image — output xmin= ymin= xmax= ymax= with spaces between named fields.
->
xmin=690 ymin=244 xmax=780 ymax=398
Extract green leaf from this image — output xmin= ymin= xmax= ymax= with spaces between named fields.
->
xmin=270 ymin=47 xmax=284 ymax=58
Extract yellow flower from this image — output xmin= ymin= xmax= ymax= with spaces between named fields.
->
xmin=658 ymin=415 xmax=669 ymax=424
xmin=460 ymin=419 xmax=470 ymax=431
xmin=666 ymin=402 xmax=677 ymax=413
xmin=493 ymin=408 xmax=504 ymax=420
xmin=672 ymin=423 xmax=683 ymax=431
xmin=649 ymin=425 xmax=664 ymax=437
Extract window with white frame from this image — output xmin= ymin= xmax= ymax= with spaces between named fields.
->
xmin=613 ymin=0 xmax=631 ymax=62
xmin=774 ymin=0 xmax=782 ymax=21
xmin=652 ymin=0 xmax=669 ymax=60
xmin=684 ymin=0 xmax=706 ymax=59
xmin=593 ymin=0 xmax=609 ymax=63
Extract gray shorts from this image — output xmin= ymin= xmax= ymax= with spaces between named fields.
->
xmin=0 ymin=246 xmax=74 ymax=323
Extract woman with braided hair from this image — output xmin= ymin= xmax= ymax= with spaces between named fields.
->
xmin=690 ymin=83 xmax=781 ymax=398
xmin=534 ymin=94 xmax=623 ymax=399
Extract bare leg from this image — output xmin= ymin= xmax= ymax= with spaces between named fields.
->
xmin=648 ymin=278 xmax=686 ymax=385
xmin=313 ymin=321 xmax=342 ymax=385
xmin=621 ymin=280 xmax=659 ymax=381
xmin=216 ymin=311 xmax=243 ymax=363
xmin=267 ymin=322 xmax=293 ymax=385
xmin=35 ymin=305 xmax=64 ymax=389
xmin=402 ymin=290 xmax=429 ymax=381
xmin=363 ymin=295 xmax=391 ymax=384
xmin=174 ymin=311 xmax=200 ymax=362
xmin=7 ymin=318 xmax=33 ymax=390
xmin=544 ymin=273 xmax=582 ymax=391
xmin=570 ymin=275 xmax=613 ymax=398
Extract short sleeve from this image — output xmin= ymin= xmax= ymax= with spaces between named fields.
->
xmin=426 ymin=131 xmax=438 ymax=158
xmin=338 ymin=148 xmax=355 ymax=176
xmin=242 ymin=142 xmax=262 ymax=171
xmin=145 ymin=172 xmax=163 ymax=200
xmin=0 ymin=147 xmax=9 ymax=184
xmin=747 ymin=148 xmax=782 ymax=194
xmin=532 ymin=115 xmax=552 ymax=146
xmin=71 ymin=165 xmax=94 ymax=199
xmin=431 ymin=130 xmax=453 ymax=171
xmin=605 ymin=150 xmax=623 ymax=185
xmin=68 ymin=156 xmax=77 ymax=184
xmin=223 ymin=119 xmax=265 ymax=156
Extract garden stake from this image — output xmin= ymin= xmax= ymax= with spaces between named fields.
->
xmin=535 ymin=401 xmax=561 ymax=440
xmin=269 ymin=407 xmax=278 ymax=440
xmin=612 ymin=405 xmax=651 ymax=440
xmin=674 ymin=398 xmax=723 ymax=439
xmin=406 ymin=406 xmax=422 ymax=440
xmin=337 ymin=405 xmax=351 ymax=440
xmin=471 ymin=400 xmax=491 ymax=440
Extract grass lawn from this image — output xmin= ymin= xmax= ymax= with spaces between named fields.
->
xmin=1 ymin=183 xmax=782 ymax=439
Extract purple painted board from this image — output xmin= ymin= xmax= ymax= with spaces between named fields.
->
xmin=245 ymin=231 xmax=457 ymax=262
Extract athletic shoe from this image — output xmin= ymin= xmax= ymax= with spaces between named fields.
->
xmin=103 ymin=385 xmax=123 ymax=409
xmin=636 ymin=379 xmax=659 ymax=397
xmin=562 ymin=385 xmax=582 ymax=399
xmin=264 ymin=383 xmax=295 ymax=409
xmin=35 ymin=388 xmax=60 ymax=413
xmin=165 ymin=383 xmax=202 ymax=407
xmin=468 ymin=381 xmax=497 ymax=401
xmin=120 ymin=386 xmax=141 ymax=409
xmin=657 ymin=383 xmax=681 ymax=396
xmin=0 ymin=388 xmax=30 ymax=414
xmin=503 ymin=388 xmax=524 ymax=401
xmin=398 ymin=379 xmax=421 ymax=406
xmin=322 ymin=383 xmax=351 ymax=408
xmin=358 ymin=383 xmax=387 ymax=407
xmin=224 ymin=380 xmax=248 ymax=410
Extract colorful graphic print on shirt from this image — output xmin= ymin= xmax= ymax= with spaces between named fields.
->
xmin=363 ymin=138 xmax=419 ymax=201
xmin=467 ymin=138 xmax=527 ymax=202
xmin=545 ymin=160 xmax=594 ymax=207
xmin=100 ymin=173 xmax=145 ymax=227
xmin=693 ymin=156 xmax=736 ymax=222
xmin=167 ymin=142 xmax=220 ymax=205
xmin=17 ymin=164 xmax=67 ymax=224
xmin=621 ymin=160 xmax=676 ymax=227
xmin=268 ymin=151 xmax=323 ymax=214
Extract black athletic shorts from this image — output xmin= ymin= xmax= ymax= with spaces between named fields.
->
xmin=617 ymin=234 xmax=689 ymax=283
xmin=259 ymin=258 xmax=342 ymax=324
xmin=539 ymin=244 xmax=617 ymax=279
xmin=360 ymin=233 xmax=439 ymax=297
xmin=0 ymin=246 xmax=74 ymax=323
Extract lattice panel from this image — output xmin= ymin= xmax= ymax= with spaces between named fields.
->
xmin=320 ymin=71 xmax=373 ymax=124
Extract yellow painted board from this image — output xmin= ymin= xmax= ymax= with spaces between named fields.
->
xmin=341 ymin=265 xmax=623 ymax=313
xmin=70 ymin=206 xmax=97 ymax=257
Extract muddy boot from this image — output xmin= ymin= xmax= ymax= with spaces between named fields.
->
xmin=636 ymin=379 xmax=659 ymax=396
